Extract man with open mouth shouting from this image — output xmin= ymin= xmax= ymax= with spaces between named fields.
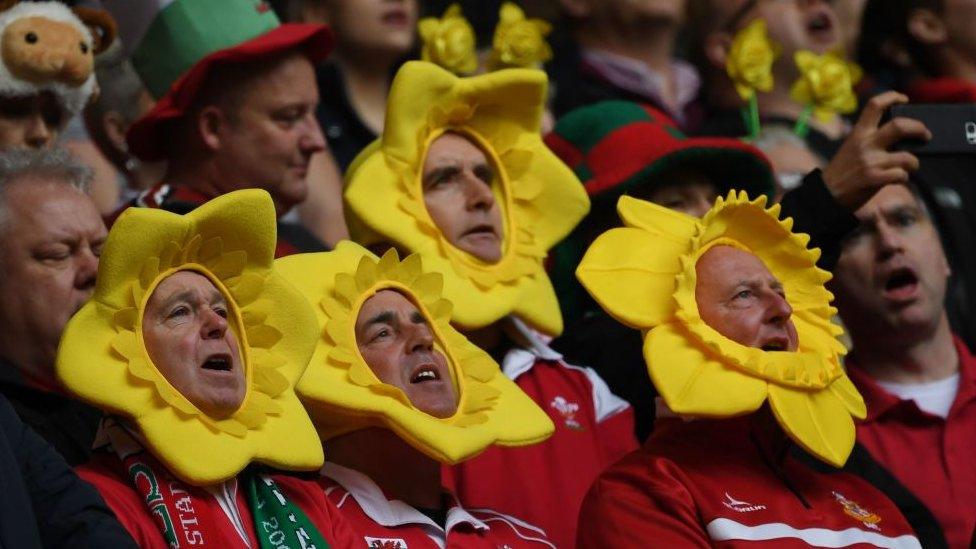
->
xmin=56 ymin=190 xmax=358 ymax=548
xmin=831 ymin=183 xmax=976 ymax=549
xmin=276 ymin=243 xmax=557 ymax=547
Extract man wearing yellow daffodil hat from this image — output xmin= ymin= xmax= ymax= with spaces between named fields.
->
xmin=56 ymin=190 xmax=358 ymax=547
xmin=274 ymin=242 xmax=557 ymax=547
xmin=574 ymin=192 xmax=922 ymax=547
xmin=344 ymin=60 xmax=638 ymax=549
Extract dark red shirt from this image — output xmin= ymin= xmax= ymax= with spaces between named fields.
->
xmin=847 ymin=336 xmax=976 ymax=549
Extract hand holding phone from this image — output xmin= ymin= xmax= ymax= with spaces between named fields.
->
xmin=821 ymin=91 xmax=932 ymax=210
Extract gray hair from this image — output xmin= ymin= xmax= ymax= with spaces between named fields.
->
xmin=0 ymin=148 xmax=93 ymax=229
xmin=752 ymin=125 xmax=814 ymax=154
xmin=0 ymin=148 xmax=93 ymax=195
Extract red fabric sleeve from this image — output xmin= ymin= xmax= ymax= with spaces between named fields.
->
xmin=596 ymin=405 xmax=638 ymax=466
xmin=576 ymin=457 xmax=710 ymax=549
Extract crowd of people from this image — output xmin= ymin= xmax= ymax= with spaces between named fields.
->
xmin=0 ymin=0 xmax=972 ymax=547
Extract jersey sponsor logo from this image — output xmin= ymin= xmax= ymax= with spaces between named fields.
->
xmin=722 ymin=492 xmax=767 ymax=513
xmin=365 ymin=537 xmax=407 ymax=548
xmin=833 ymin=491 xmax=882 ymax=531
xmin=550 ymin=396 xmax=584 ymax=430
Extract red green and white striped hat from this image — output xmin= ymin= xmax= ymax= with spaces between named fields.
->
xmin=545 ymin=100 xmax=775 ymax=201
xmin=103 ymin=0 xmax=333 ymax=161
xmin=546 ymin=100 xmax=776 ymax=324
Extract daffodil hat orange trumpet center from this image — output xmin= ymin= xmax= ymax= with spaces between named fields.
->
xmin=56 ymin=190 xmax=323 ymax=485
xmin=344 ymin=61 xmax=589 ymax=336
xmin=576 ymin=191 xmax=867 ymax=467
xmin=277 ymin=241 xmax=554 ymax=465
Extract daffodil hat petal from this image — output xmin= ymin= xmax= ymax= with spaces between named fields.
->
xmin=344 ymin=61 xmax=589 ymax=336
xmin=56 ymin=189 xmax=323 ymax=485
xmin=277 ymin=241 xmax=554 ymax=465
xmin=576 ymin=191 xmax=865 ymax=467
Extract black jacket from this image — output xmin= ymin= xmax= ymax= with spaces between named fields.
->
xmin=0 ymin=391 xmax=136 ymax=547
xmin=0 ymin=358 xmax=101 ymax=466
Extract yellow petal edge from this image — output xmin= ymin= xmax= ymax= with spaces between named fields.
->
xmin=56 ymin=190 xmax=323 ymax=485
xmin=278 ymin=241 xmax=554 ymax=465
xmin=345 ymin=61 xmax=590 ymax=336
xmin=577 ymin=191 xmax=866 ymax=467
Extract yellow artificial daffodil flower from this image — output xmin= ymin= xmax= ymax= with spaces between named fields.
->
xmin=726 ymin=18 xmax=780 ymax=101
xmin=791 ymin=49 xmax=863 ymax=121
xmin=345 ymin=61 xmax=589 ymax=336
xmin=277 ymin=242 xmax=554 ymax=464
xmin=577 ymin=192 xmax=866 ymax=467
xmin=418 ymin=3 xmax=478 ymax=75
xmin=57 ymin=190 xmax=323 ymax=485
xmin=488 ymin=2 xmax=553 ymax=70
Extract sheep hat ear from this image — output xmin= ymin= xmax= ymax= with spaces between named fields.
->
xmin=0 ymin=1 xmax=107 ymax=119
xmin=72 ymin=6 xmax=117 ymax=55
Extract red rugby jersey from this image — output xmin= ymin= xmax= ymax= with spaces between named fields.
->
xmin=578 ymin=413 xmax=922 ymax=548
xmin=444 ymin=318 xmax=638 ymax=549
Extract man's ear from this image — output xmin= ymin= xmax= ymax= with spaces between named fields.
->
xmin=556 ymin=0 xmax=590 ymax=19
xmin=704 ymin=31 xmax=733 ymax=70
xmin=907 ymin=8 xmax=947 ymax=46
xmin=101 ymin=110 xmax=127 ymax=153
xmin=197 ymin=106 xmax=227 ymax=152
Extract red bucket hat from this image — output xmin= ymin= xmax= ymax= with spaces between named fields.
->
xmin=111 ymin=0 xmax=333 ymax=161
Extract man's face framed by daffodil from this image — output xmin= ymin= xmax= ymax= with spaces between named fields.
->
xmin=421 ymin=130 xmax=507 ymax=265
xmin=694 ymin=244 xmax=799 ymax=353
xmin=142 ymin=270 xmax=247 ymax=419
xmin=281 ymin=244 xmax=556 ymax=464
xmin=354 ymin=288 xmax=459 ymax=419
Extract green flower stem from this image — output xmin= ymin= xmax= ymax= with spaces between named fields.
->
xmin=793 ymin=104 xmax=813 ymax=138
xmin=748 ymin=93 xmax=761 ymax=140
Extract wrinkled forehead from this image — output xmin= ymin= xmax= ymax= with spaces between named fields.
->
xmin=146 ymin=270 xmax=225 ymax=309
xmin=356 ymin=288 xmax=421 ymax=328
xmin=696 ymin=244 xmax=779 ymax=289
xmin=853 ymin=183 xmax=927 ymax=223
xmin=423 ymin=131 xmax=493 ymax=172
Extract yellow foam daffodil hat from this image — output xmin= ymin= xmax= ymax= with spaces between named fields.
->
xmin=56 ymin=189 xmax=323 ymax=485
xmin=276 ymin=241 xmax=554 ymax=464
xmin=344 ymin=60 xmax=589 ymax=336
xmin=576 ymin=191 xmax=866 ymax=467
